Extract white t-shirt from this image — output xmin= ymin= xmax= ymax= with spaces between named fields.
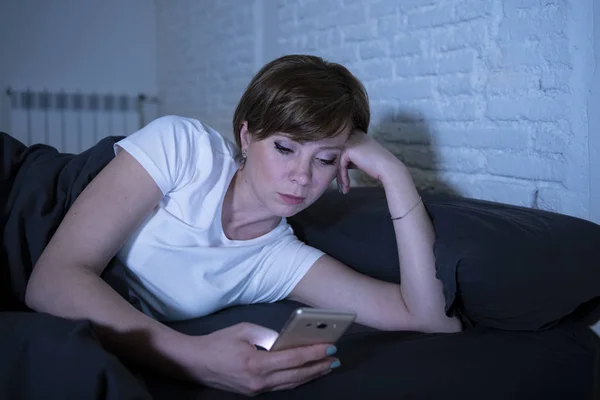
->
xmin=113 ymin=115 xmax=324 ymax=321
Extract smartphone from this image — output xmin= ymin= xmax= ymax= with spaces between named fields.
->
xmin=269 ymin=308 xmax=356 ymax=352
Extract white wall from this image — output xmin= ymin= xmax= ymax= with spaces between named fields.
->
xmin=589 ymin=1 xmax=600 ymax=226
xmin=0 ymin=0 xmax=158 ymax=140
xmin=590 ymin=1 xmax=600 ymax=337
xmin=0 ymin=0 xmax=157 ymax=93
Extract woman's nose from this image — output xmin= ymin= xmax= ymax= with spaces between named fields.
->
xmin=290 ymin=160 xmax=311 ymax=186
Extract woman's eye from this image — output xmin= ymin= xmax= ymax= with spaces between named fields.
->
xmin=318 ymin=158 xmax=337 ymax=166
xmin=274 ymin=142 xmax=292 ymax=154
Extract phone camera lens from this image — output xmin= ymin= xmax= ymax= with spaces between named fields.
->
xmin=316 ymin=323 xmax=328 ymax=329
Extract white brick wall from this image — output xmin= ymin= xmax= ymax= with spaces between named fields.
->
xmin=156 ymin=0 xmax=595 ymax=220
xmin=277 ymin=0 xmax=595 ymax=218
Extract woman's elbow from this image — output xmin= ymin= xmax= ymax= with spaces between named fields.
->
xmin=24 ymin=270 xmax=45 ymax=311
xmin=419 ymin=315 xmax=463 ymax=334
xmin=24 ymin=264 xmax=58 ymax=312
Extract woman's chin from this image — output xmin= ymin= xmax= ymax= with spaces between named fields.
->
xmin=275 ymin=203 xmax=311 ymax=218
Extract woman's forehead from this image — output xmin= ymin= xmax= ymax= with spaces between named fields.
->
xmin=279 ymin=126 xmax=351 ymax=144
xmin=277 ymin=131 xmax=349 ymax=148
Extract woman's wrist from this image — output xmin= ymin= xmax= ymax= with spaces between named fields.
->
xmin=378 ymin=158 xmax=413 ymax=192
xmin=378 ymin=159 xmax=422 ymax=217
xmin=128 ymin=323 xmax=205 ymax=383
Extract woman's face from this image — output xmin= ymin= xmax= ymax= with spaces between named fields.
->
xmin=240 ymin=123 xmax=349 ymax=218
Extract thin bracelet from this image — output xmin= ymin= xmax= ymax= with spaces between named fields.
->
xmin=390 ymin=197 xmax=423 ymax=220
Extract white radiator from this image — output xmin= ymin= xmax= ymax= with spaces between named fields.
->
xmin=4 ymin=88 xmax=158 ymax=153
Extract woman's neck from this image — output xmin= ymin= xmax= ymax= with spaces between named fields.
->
xmin=221 ymin=169 xmax=282 ymax=241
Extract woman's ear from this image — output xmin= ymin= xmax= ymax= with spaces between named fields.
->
xmin=240 ymin=121 xmax=251 ymax=151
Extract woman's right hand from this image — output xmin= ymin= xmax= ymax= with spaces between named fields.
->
xmin=179 ymin=322 xmax=339 ymax=396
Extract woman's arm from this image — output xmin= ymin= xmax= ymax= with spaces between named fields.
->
xmin=380 ymin=161 xmax=460 ymax=332
xmin=288 ymin=132 xmax=461 ymax=333
xmin=26 ymin=150 xmax=337 ymax=395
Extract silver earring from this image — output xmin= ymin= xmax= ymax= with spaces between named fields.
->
xmin=242 ymin=149 xmax=247 ymax=159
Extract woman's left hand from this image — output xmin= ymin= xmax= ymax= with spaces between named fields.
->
xmin=337 ymin=130 xmax=404 ymax=194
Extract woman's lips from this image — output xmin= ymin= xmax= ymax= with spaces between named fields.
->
xmin=279 ymin=193 xmax=306 ymax=205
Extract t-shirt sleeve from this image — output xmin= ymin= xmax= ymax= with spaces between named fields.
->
xmin=251 ymin=235 xmax=326 ymax=304
xmin=114 ymin=115 xmax=205 ymax=195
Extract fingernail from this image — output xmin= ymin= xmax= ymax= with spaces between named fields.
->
xmin=330 ymin=360 xmax=341 ymax=369
xmin=326 ymin=345 xmax=337 ymax=356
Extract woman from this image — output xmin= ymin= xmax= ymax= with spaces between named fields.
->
xmin=25 ymin=55 xmax=461 ymax=396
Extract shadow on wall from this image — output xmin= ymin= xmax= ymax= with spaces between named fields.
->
xmin=354 ymin=109 xmax=460 ymax=199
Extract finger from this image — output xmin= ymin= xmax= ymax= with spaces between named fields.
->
xmin=342 ymin=158 xmax=351 ymax=194
xmin=344 ymin=168 xmax=351 ymax=194
xmin=264 ymin=357 xmax=338 ymax=391
xmin=339 ymin=155 xmax=351 ymax=194
xmin=255 ymin=343 xmax=334 ymax=374
xmin=270 ymin=369 xmax=333 ymax=392
xmin=336 ymin=167 xmax=344 ymax=193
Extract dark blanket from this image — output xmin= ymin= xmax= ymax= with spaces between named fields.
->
xmin=0 ymin=132 xmax=127 ymax=309
xmin=1 ymin=132 xmax=599 ymax=399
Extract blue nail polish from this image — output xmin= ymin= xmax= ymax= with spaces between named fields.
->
xmin=330 ymin=360 xmax=341 ymax=369
xmin=326 ymin=345 xmax=337 ymax=356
